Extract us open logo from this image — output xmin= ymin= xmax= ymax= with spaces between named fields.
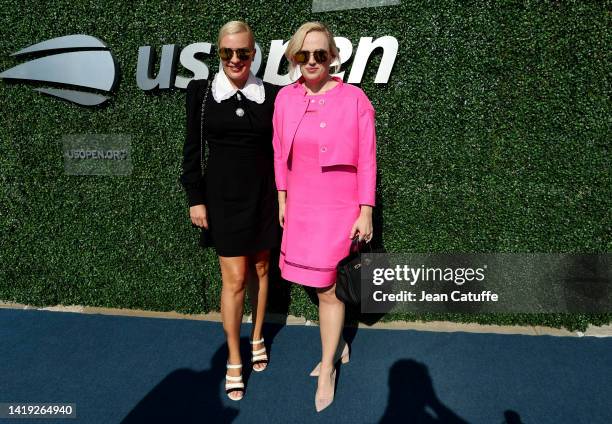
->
xmin=0 ymin=34 xmax=118 ymax=106
xmin=1 ymin=33 xmax=398 ymax=107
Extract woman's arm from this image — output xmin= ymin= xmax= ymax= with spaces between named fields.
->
xmin=278 ymin=190 xmax=287 ymax=228
xmin=272 ymin=94 xmax=289 ymax=228
xmin=271 ymin=94 xmax=287 ymax=192
xmin=180 ymin=79 xmax=207 ymax=207
xmin=350 ymin=93 xmax=377 ymax=241
xmin=356 ymin=94 xmax=377 ymax=208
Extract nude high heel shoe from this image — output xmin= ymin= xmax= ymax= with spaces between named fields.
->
xmin=310 ymin=341 xmax=349 ymax=377
xmin=315 ymin=367 xmax=337 ymax=412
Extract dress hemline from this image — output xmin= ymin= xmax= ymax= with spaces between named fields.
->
xmin=279 ymin=255 xmax=337 ymax=288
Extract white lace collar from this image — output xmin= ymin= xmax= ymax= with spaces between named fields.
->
xmin=211 ymin=69 xmax=265 ymax=104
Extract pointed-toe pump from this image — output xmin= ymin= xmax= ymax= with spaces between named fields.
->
xmin=315 ymin=368 xmax=337 ymax=412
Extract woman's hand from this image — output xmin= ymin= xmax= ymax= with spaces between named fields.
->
xmin=189 ymin=204 xmax=208 ymax=229
xmin=278 ymin=191 xmax=287 ymax=228
xmin=350 ymin=206 xmax=373 ymax=242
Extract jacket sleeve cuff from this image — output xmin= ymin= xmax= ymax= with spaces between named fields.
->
xmin=274 ymin=163 xmax=287 ymax=190
xmin=186 ymin=188 xmax=206 ymax=207
xmin=358 ymin=194 xmax=376 ymax=207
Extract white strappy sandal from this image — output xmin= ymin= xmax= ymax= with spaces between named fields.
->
xmin=225 ymin=363 xmax=244 ymax=401
xmin=250 ymin=337 xmax=268 ymax=372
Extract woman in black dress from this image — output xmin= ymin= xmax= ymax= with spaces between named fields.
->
xmin=180 ymin=20 xmax=279 ymax=401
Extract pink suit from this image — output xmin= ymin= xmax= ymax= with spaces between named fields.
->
xmin=272 ymin=76 xmax=377 ymax=287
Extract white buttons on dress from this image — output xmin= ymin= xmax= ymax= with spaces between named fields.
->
xmin=321 ymin=146 xmax=327 ymax=152
xmin=320 ymin=121 xmax=326 ymax=128
xmin=310 ymin=99 xmax=315 ymax=103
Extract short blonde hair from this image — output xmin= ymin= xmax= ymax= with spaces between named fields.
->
xmin=217 ymin=20 xmax=255 ymax=49
xmin=285 ymin=21 xmax=340 ymax=75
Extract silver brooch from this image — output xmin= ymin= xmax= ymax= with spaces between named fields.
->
xmin=235 ymin=108 xmax=245 ymax=117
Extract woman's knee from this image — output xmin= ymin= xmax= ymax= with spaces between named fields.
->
xmin=222 ymin=267 xmax=248 ymax=294
xmin=317 ymin=284 xmax=341 ymax=305
xmin=251 ymin=251 xmax=270 ymax=279
xmin=253 ymin=260 xmax=269 ymax=279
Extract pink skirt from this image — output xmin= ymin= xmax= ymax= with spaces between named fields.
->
xmin=279 ymin=98 xmax=360 ymax=287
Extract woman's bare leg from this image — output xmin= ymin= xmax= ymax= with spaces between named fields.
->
xmin=219 ymin=255 xmax=249 ymax=399
xmin=316 ymin=282 xmax=345 ymax=397
xmin=247 ymin=249 xmax=270 ymax=371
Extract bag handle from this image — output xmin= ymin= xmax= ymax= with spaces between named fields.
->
xmin=349 ymin=236 xmax=373 ymax=254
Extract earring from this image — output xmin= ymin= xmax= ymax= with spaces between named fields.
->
xmin=330 ymin=58 xmax=341 ymax=74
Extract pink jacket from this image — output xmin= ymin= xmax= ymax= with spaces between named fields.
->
xmin=272 ymin=76 xmax=377 ymax=206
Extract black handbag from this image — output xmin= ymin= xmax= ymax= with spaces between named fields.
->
xmin=335 ymin=238 xmax=372 ymax=306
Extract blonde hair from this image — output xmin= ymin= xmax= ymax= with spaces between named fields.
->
xmin=217 ymin=20 xmax=255 ymax=49
xmin=285 ymin=21 xmax=340 ymax=75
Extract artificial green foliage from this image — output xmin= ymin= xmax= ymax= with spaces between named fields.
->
xmin=1 ymin=0 xmax=609 ymax=331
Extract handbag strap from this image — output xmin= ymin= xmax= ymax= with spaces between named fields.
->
xmin=199 ymin=79 xmax=212 ymax=177
xmin=349 ymin=237 xmax=373 ymax=254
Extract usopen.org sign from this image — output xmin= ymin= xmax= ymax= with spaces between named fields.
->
xmin=0 ymin=33 xmax=398 ymax=106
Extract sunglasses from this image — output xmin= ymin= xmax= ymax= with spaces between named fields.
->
xmin=293 ymin=49 xmax=329 ymax=65
xmin=218 ymin=47 xmax=254 ymax=61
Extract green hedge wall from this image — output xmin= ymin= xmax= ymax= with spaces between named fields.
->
xmin=1 ymin=0 xmax=610 ymax=331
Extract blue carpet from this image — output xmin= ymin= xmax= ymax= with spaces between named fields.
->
xmin=0 ymin=308 xmax=610 ymax=423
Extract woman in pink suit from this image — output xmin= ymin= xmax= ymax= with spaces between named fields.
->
xmin=272 ymin=21 xmax=377 ymax=412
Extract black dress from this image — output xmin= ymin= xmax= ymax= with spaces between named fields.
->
xmin=180 ymin=77 xmax=280 ymax=257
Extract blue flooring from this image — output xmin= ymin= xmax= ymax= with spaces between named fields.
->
xmin=0 ymin=308 xmax=610 ymax=423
